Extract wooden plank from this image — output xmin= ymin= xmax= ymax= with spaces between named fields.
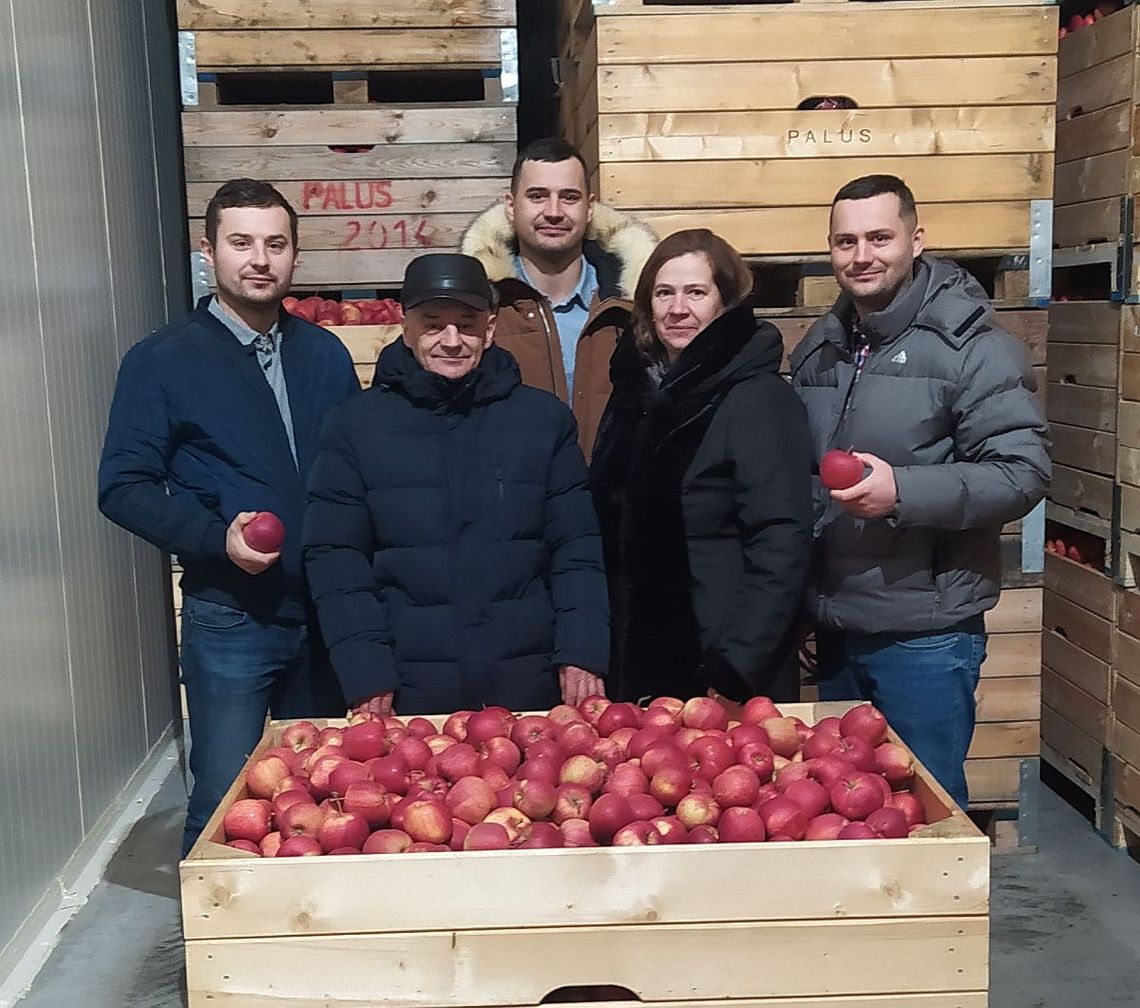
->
xmin=1054 ymin=148 xmax=1131 ymax=206
xmin=1047 ymin=300 xmax=1124 ymax=343
xmin=975 ymin=676 xmax=1041 ymax=723
xmin=596 ymin=8 xmax=1055 ymax=63
xmin=330 ymin=325 xmax=403 ymax=365
xmin=1054 ymin=101 xmax=1132 ymax=165
xmin=1121 ymin=353 xmax=1140 ymax=401
xmin=1043 ymin=627 xmax=1111 ymax=702
xmin=199 ymin=248 xmax=422 ymax=288
xmin=1053 ymin=196 xmax=1125 ymax=247
xmin=183 ymin=143 xmax=515 ymax=181
xmin=968 ymin=720 xmax=1038 ymax=760
xmin=1115 ymin=624 xmax=1140 ymax=690
xmin=1120 ymin=400 xmax=1140 ymax=448
xmin=1114 ymin=674 xmax=1140 ymax=734
xmin=635 ymin=203 xmax=1034 ymax=258
xmin=1044 ymin=383 xmax=1116 ymax=433
xmin=187 ymin=178 xmax=504 ymax=218
xmin=1120 ymin=446 xmax=1140 ymax=490
xmin=981 ymin=631 xmax=1041 ymax=678
xmin=965 ymin=757 xmax=1022 ymax=803
xmin=1113 ymin=717 xmax=1140 ymax=770
xmin=600 ymin=107 xmax=1055 ymax=162
xmin=985 ymin=588 xmax=1042 ymax=635
xmin=189 ymin=213 xmax=470 ymax=252
xmin=192 ymin=29 xmax=505 ymax=71
xmin=599 ymin=59 xmax=1056 ymax=114
xmin=1114 ymin=753 xmax=1140 ymax=814
xmin=1042 ymin=589 xmax=1113 ymax=662
xmin=1041 ymin=705 xmax=1105 ymax=785
xmin=176 ymin=1 xmax=516 ymax=29
xmin=602 ymin=155 xmax=1051 ymax=209
xmin=998 ymin=310 xmax=1047 ymax=365
xmin=1048 ymin=423 xmax=1115 ymax=476
xmin=1057 ymin=52 xmax=1135 ymax=120
xmin=181 ymin=106 xmax=516 ymax=147
xmin=1046 ymin=463 xmax=1115 ymax=523
xmin=1041 ymin=666 xmax=1109 ymax=742
xmin=1122 ymin=483 xmax=1140 ymax=536
xmin=1058 ymin=5 xmax=1137 ymax=79
xmin=1046 ymin=343 xmax=1118 ymax=387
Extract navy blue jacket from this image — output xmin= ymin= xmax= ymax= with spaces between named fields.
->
xmin=98 ymin=298 xmax=358 ymax=620
xmin=303 ymin=340 xmax=610 ymax=713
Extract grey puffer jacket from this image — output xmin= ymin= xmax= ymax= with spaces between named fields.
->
xmin=789 ymin=256 xmax=1050 ymax=635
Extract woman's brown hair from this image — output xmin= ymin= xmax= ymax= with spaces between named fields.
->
xmin=630 ymin=228 xmax=753 ymax=361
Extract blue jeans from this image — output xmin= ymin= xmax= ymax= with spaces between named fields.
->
xmin=815 ymin=617 xmax=986 ymax=809
xmin=179 ymin=595 xmax=344 ymax=856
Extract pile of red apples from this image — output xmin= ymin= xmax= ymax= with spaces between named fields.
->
xmin=219 ymin=697 xmax=930 ymax=857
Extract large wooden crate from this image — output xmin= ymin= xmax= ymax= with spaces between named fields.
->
xmin=177 ymin=1 xmax=517 ymax=293
xmin=1111 ymin=588 xmax=1140 ymax=849
xmin=182 ymin=703 xmax=989 ymax=1008
xmin=1053 ymin=5 xmax=1140 ymax=300
xmin=557 ymin=0 xmax=1056 ymax=259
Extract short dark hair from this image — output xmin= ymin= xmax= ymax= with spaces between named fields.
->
xmin=631 ymin=228 xmax=753 ymax=362
xmin=204 ymin=178 xmax=299 ymax=249
xmin=830 ymin=174 xmax=918 ymax=228
xmin=510 ymin=138 xmax=590 ymax=194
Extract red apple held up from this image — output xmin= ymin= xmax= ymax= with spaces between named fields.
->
xmin=820 ymin=450 xmax=866 ymax=491
xmin=241 ymin=511 xmax=286 ymax=553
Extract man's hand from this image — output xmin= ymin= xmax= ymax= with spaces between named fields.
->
xmin=830 ymin=452 xmax=898 ymax=519
xmin=225 ymin=512 xmax=280 ymax=574
xmin=349 ymin=691 xmax=394 ymax=720
xmin=559 ymin=665 xmax=605 ymax=707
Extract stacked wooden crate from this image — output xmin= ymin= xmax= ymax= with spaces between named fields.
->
xmin=1112 ymin=591 xmax=1140 ymax=849
xmin=177 ymin=1 xmax=517 ymax=295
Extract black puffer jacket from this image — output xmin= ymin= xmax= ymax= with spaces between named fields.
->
xmin=591 ymin=303 xmax=814 ymax=704
xmin=789 ymin=256 xmax=1050 ymax=634
xmin=304 ymin=341 xmax=610 ymax=714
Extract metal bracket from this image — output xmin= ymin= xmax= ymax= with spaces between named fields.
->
xmin=1121 ymin=195 xmax=1135 ymax=303
xmin=1021 ymin=499 xmax=1045 ymax=574
xmin=499 ymin=29 xmax=519 ymax=103
xmin=178 ymin=31 xmax=199 ymax=107
xmin=1028 ymin=199 xmax=1052 ymax=305
xmin=189 ymin=251 xmax=210 ymax=305
xmin=1016 ymin=758 xmax=1040 ymax=850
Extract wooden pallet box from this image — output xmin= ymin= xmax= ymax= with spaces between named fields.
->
xmin=1111 ymin=588 xmax=1140 ymax=846
xmin=326 ymin=323 xmax=403 ymax=387
xmin=1053 ymin=4 xmax=1140 ymax=298
xmin=178 ymin=2 xmax=517 ymax=292
xmin=557 ymin=0 xmax=1056 ymax=258
xmin=182 ymin=703 xmax=989 ymax=1008
xmin=1040 ymin=552 xmax=1114 ymax=803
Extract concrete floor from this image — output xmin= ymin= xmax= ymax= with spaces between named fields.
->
xmin=11 ymin=769 xmax=1140 ymax=1008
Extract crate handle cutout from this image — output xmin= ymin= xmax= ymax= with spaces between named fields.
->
xmin=797 ymin=96 xmax=858 ymax=110
xmin=327 ymin=144 xmax=376 ymax=154
xmin=542 ymin=987 xmax=640 ymax=1003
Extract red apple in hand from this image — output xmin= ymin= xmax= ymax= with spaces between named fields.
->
xmin=242 ymin=512 xmax=285 ymax=553
xmin=820 ymin=450 xmax=866 ymax=491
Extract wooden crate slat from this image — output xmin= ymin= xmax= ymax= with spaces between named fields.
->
xmin=1047 ymin=301 xmax=1129 ymax=343
xmin=974 ymin=675 xmax=1040 ymax=723
xmin=330 ymin=325 xmax=402 ymax=366
xmin=964 ymin=756 xmax=1022 ymax=803
xmin=967 ymin=720 xmax=1038 ymax=759
xmin=183 ymin=143 xmax=515 ymax=182
xmin=598 ymin=59 xmax=1055 ymax=114
xmin=1120 ymin=482 xmax=1140 ymax=535
xmin=185 ymin=917 xmax=988 ymax=1006
xmin=637 ymin=203 xmax=1036 ymax=257
xmin=1112 ymin=718 xmax=1140 ymax=769
xmin=1116 ymin=619 xmax=1140 ymax=689
xmin=599 ymin=107 xmax=1055 ymax=162
xmin=1041 ymin=666 xmax=1110 ymax=743
xmin=595 ymin=8 xmax=1054 ymax=63
xmin=984 ymin=587 xmax=1043 ymax=635
xmin=1049 ymin=423 xmax=1115 ymax=476
xmin=1041 ymin=705 xmax=1106 ymax=788
xmin=1042 ymin=589 xmax=1113 ymax=663
xmin=1045 ymin=383 xmax=1117 ymax=433
xmin=192 ymin=29 xmax=505 ymax=72
xmin=176 ymin=0 xmax=516 ymax=30
xmin=1053 ymin=147 xmax=1131 ymax=206
xmin=602 ymin=154 xmax=1051 ymax=210
xmin=981 ymin=631 xmax=1041 ymax=678
xmin=189 ymin=213 xmax=471 ymax=252
xmin=1046 ymin=463 xmax=1115 ymax=524
xmin=1058 ymin=6 xmax=1137 ymax=79
xmin=1054 ymin=101 xmax=1132 ymax=165
xmin=1056 ymin=51 xmax=1136 ymax=120
xmin=187 ymin=177 xmax=505 ymax=217
xmin=181 ymin=106 xmax=516 ymax=147
xmin=1044 ymin=552 xmax=1115 ymax=615
xmin=1122 ymin=353 xmax=1140 ymax=401
xmin=198 ymin=249 xmax=422 ymax=288
xmin=1042 ymin=627 xmax=1111 ymax=704
xmin=1046 ymin=343 xmax=1118 ymax=388
xmin=1113 ymin=754 xmax=1140 ymax=816
xmin=1114 ymin=673 xmax=1140 ymax=734
xmin=1053 ymin=195 xmax=1126 ymax=246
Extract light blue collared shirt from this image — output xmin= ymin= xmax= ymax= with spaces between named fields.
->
xmin=208 ymin=297 xmax=298 ymax=468
xmin=514 ymin=255 xmax=598 ymax=394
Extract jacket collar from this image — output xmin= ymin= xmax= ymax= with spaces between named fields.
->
xmin=373 ymin=339 xmax=521 ymax=412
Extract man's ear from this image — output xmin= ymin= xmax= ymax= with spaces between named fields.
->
xmin=912 ymin=226 xmax=925 ymax=258
xmin=200 ymin=236 xmax=215 ymax=268
xmin=586 ymin=192 xmax=596 ymax=228
xmin=504 ymin=191 xmax=515 ymax=228
xmin=484 ymin=313 xmax=497 ymax=347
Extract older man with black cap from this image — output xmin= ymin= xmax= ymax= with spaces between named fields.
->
xmin=303 ymin=252 xmax=610 ymax=717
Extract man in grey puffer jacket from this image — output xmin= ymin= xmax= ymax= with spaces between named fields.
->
xmin=790 ymin=175 xmax=1050 ymax=809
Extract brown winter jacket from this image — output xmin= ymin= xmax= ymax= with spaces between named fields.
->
xmin=460 ymin=202 xmax=657 ymax=458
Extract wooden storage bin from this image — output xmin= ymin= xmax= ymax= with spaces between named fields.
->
xmin=1116 ymin=306 xmax=1140 ymax=577
xmin=326 ymin=323 xmax=403 ymax=388
xmin=1046 ymin=301 xmax=1123 ymax=532
xmin=182 ymin=703 xmax=989 ymax=1008
xmin=1040 ymin=552 xmax=1113 ymax=805
xmin=177 ymin=1 xmax=517 ymax=292
xmin=1111 ymin=589 xmax=1140 ymax=846
xmin=1053 ymin=5 xmax=1140 ymax=298
xmin=557 ymin=0 xmax=1056 ymax=257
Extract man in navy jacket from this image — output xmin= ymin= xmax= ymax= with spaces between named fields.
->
xmin=303 ymin=253 xmax=609 ymax=717
xmin=99 ymin=179 xmax=358 ymax=855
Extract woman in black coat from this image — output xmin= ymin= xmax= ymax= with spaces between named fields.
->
xmin=590 ymin=228 xmax=813 ymax=704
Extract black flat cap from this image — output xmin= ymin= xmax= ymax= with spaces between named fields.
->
xmin=400 ymin=253 xmax=493 ymax=311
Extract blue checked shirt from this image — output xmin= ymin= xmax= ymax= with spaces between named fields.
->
xmin=514 ymin=254 xmax=598 ymax=395
xmin=208 ymin=297 xmax=298 ymax=468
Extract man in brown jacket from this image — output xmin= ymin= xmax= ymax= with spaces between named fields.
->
xmin=460 ymin=138 xmax=657 ymax=458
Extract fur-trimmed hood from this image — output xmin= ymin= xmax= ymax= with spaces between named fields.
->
xmin=460 ymin=201 xmax=658 ymax=298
